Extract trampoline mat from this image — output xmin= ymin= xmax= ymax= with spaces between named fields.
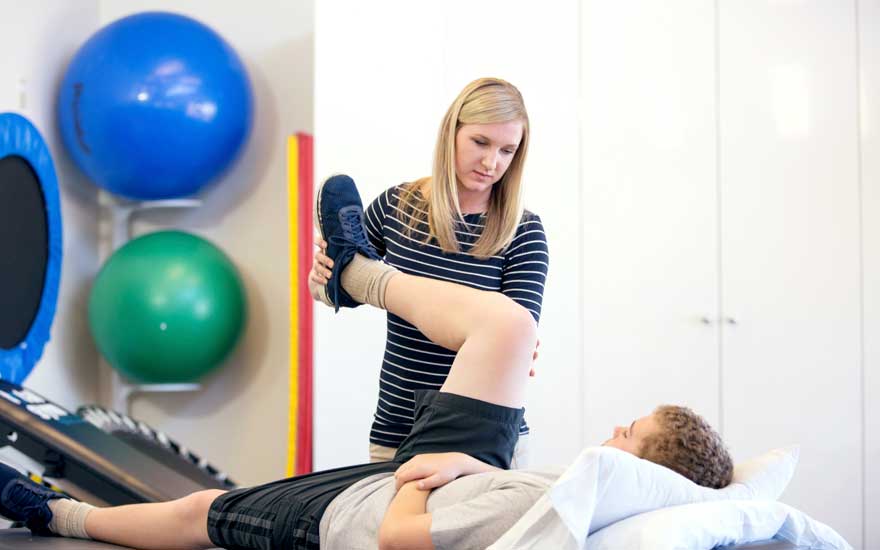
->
xmin=0 ymin=155 xmax=48 ymax=349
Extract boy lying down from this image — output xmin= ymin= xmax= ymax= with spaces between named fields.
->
xmin=0 ymin=175 xmax=733 ymax=550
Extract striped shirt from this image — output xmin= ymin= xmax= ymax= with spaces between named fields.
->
xmin=363 ymin=184 xmax=550 ymax=448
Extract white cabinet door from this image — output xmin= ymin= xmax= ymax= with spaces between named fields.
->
xmin=860 ymin=0 xmax=880 ymax=547
xmin=580 ymin=1 xmax=720 ymax=447
xmin=719 ymin=2 xmax=863 ymax=545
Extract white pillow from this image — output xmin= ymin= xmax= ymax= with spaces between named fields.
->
xmin=490 ymin=445 xmax=800 ymax=550
xmin=731 ymin=445 xmax=799 ymax=500
xmin=585 ymin=500 xmax=852 ymax=550
xmin=582 ymin=445 xmax=800 ymax=534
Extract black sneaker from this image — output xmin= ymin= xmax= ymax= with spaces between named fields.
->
xmin=315 ymin=174 xmax=383 ymax=311
xmin=0 ymin=462 xmax=66 ymax=535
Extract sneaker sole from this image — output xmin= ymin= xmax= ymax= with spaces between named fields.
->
xmin=314 ymin=176 xmax=332 ymax=243
xmin=313 ymin=176 xmax=337 ymax=307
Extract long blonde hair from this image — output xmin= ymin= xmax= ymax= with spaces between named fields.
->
xmin=398 ymin=77 xmax=530 ymax=258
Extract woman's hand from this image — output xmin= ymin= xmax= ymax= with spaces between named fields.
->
xmin=529 ymin=337 xmax=540 ymax=377
xmin=308 ymin=236 xmax=333 ymax=301
xmin=394 ymin=452 xmax=498 ymax=491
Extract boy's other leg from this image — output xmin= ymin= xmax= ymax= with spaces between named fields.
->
xmin=81 ymin=489 xmax=223 ymax=550
xmin=0 ymin=460 xmax=220 ymax=550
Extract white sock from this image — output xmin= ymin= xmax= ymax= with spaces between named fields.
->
xmin=48 ymin=499 xmax=94 ymax=539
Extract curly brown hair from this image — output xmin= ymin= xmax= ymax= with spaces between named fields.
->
xmin=639 ymin=405 xmax=733 ymax=489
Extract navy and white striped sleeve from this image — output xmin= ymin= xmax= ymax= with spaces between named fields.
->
xmin=501 ymin=212 xmax=549 ymax=322
xmin=363 ymin=187 xmax=391 ymax=256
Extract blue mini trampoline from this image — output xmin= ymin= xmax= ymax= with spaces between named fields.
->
xmin=0 ymin=112 xmax=63 ymax=383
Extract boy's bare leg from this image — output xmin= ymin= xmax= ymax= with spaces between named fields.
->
xmin=75 ymin=489 xmax=223 ymax=550
xmin=382 ymin=272 xmax=536 ymax=409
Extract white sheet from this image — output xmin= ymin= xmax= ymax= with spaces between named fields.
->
xmin=584 ymin=500 xmax=852 ymax=550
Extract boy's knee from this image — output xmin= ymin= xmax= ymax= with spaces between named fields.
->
xmin=490 ymin=298 xmax=538 ymax=348
xmin=176 ymin=489 xmax=226 ymax=525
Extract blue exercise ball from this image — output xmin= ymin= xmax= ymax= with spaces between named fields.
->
xmin=58 ymin=12 xmax=253 ymax=200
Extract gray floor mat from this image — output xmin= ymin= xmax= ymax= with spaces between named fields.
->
xmin=0 ymin=528 xmax=221 ymax=549
xmin=0 ymin=529 xmax=134 ymax=549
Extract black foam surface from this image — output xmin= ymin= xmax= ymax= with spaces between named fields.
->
xmin=0 ymin=155 xmax=48 ymax=349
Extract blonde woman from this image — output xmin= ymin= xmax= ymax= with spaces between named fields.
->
xmin=310 ymin=77 xmax=549 ymax=467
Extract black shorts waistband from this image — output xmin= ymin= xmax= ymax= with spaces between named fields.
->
xmin=414 ymin=390 xmax=525 ymax=425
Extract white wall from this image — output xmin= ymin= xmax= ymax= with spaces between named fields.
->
xmin=860 ymin=0 xmax=879 ymax=548
xmin=313 ymin=2 xmax=444 ymax=471
xmin=0 ymin=1 xmax=101 ymax=410
xmin=579 ymin=0 xmax=721 ymax=449
xmin=314 ymin=0 xmax=582 ymax=469
xmin=96 ymin=0 xmax=314 ymax=486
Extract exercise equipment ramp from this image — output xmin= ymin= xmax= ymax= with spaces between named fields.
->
xmin=0 ymin=380 xmax=227 ymax=505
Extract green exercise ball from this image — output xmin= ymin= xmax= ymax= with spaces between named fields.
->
xmin=89 ymin=230 xmax=246 ymax=383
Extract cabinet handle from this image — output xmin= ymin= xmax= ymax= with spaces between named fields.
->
xmin=725 ymin=317 xmax=737 ymax=325
xmin=700 ymin=316 xmax=714 ymax=325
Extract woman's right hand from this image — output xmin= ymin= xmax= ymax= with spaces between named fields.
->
xmin=393 ymin=452 xmax=498 ymax=491
xmin=308 ymin=236 xmax=333 ymax=301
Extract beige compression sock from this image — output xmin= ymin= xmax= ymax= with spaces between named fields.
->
xmin=48 ymin=499 xmax=95 ymax=539
xmin=340 ymin=253 xmax=399 ymax=309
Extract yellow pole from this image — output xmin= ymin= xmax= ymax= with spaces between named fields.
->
xmin=286 ymin=135 xmax=300 ymax=477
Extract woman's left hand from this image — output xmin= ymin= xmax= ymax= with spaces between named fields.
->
xmin=529 ymin=338 xmax=540 ymax=377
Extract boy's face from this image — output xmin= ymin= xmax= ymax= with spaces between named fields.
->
xmin=602 ymin=413 xmax=662 ymax=457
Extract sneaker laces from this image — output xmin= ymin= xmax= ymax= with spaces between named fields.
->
xmin=326 ymin=208 xmax=382 ymax=310
xmin=334 ymin=208 xmax=382 ymax=259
